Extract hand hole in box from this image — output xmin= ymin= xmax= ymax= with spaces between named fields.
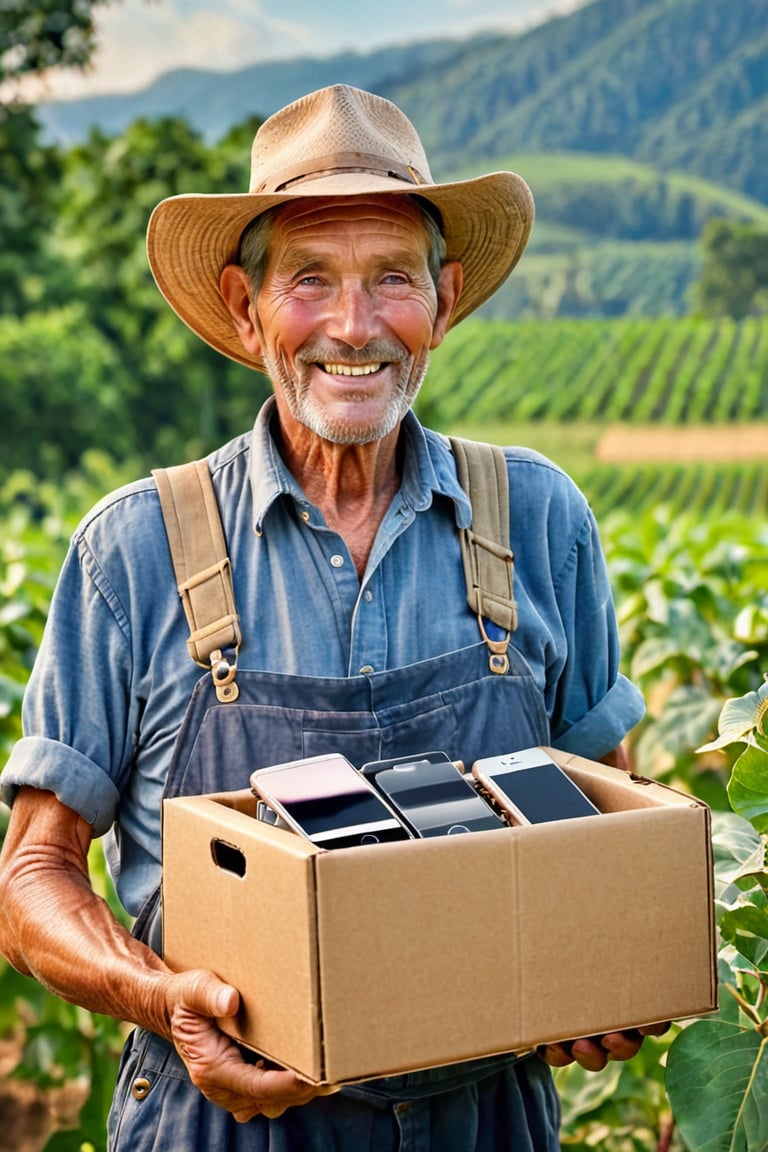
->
xmin=211 ymin=838 xmax=247 ymax=877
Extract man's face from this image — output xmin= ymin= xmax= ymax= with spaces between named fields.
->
xmin=249 ymin=196 xmax=453 ymax=444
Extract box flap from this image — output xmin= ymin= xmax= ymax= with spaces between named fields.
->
xmin=547 ymin=748 xmax=710 ymax=814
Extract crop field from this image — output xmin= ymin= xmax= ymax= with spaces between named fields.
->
xmin=417 ymin=315 xmax=768 ymax=518
xmin=423 ymin=315 xmax=768 ymax=426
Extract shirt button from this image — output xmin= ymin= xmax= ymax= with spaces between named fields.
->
xmin=359 ymin=665 xmax=375 ymax=675
xmin=330 ymin=554 xmax=345 ymax=568
xmin=300 ymin=510 xmax=310 ymax=523
xmin=364 ymin=590 xmax=373 ymax=602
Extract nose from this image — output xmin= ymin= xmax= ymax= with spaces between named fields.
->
xmin=324 ymin=277 xmax=381 ymax=349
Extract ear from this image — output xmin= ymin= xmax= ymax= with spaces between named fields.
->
xmin=219 ymin=264 xmax=263 ymax=356
xmin=430 ymin=261 xmax=464 ymax=349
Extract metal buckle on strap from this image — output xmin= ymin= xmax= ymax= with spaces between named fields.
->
xmin=210 ymin=648 xmax=239 ymax=703
xmin=476 ymin=613 xmax=510 ymax=676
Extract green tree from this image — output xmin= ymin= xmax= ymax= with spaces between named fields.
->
xmin=0 ymin=306 xmax=136 ymax=472
xmin=0 ymin=0 xmax=109 ymax=84
xmin=693 ymin=218 xmax=768 ymax=318
xmin=0 ymin=107 xmax=61 ymax=314
xmin=51 ymin=115 xmax=271 ymax=465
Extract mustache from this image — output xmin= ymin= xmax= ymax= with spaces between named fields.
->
xmin=296 ymin=340 xmax=408 ymax=366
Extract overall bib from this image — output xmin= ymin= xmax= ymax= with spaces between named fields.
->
xmin=107 ymin=647 xmax=561 ymax=1151
xmin=107 ymin=445 xmax=562 ymax=1150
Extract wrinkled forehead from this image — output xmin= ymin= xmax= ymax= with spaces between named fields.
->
xmin=268 ymin=194 xmax=431 ymax=247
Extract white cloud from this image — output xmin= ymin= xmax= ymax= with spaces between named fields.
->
xmin=9 ymin=0 xmax=587 ymax=104
xmin=12 ymin=0 xmax=317 ymax=101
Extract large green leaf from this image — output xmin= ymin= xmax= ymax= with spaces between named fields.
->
xmin=719 ymin=905 xmax=768 ymax=970
xmin=711 ymin=813 xmax=765 ymax=900
xmin=728 ymin=740 xmax=768 ymax=832
xmin=699 ymin=684 xmax=768 ymax=753
xmin=666 ymin=1019 xmax=768 ymax=1152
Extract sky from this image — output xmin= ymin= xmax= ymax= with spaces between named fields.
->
xmin=23 ymin=0 xmax=585 ymax=102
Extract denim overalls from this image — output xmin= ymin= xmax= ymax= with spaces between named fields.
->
xmin=107 ymin=642 xmax=561 ymax=1151
xmin=107 ymin=449 xmax=562 ymax=1151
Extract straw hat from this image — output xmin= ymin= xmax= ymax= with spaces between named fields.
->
xmin=146 ymin=84 xmax=535 ymax=372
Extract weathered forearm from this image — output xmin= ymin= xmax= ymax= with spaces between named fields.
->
xmin=0 ymin=786 xmax=174 ymax=1038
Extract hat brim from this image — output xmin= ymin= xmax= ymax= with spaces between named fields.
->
xmin=146 ymin=170 xmax=534 ymax=373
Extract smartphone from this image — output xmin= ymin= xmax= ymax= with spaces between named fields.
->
xmin=255 ymin=800 xmax=291 ymax=831
xmin=471 ymin=747 xmax=600 ymax=826
xmin=249 ymin=753 xmax=412 ymax=848
xmin=360 ymin=750 xmax=454 ymax=782
xmin=362 ymin=753 xmax=505 ymax=838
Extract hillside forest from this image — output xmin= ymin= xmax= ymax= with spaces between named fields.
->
xmin=1 ymin=0 xmax=768 ymax=1149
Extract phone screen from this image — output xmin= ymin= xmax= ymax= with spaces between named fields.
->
xmin=250 ymin=756 xmax=410 ymax=845
xmin=375 ymin=759 xmax=505 ymax=837
xmin=473 ymin=751 xmax=599 ymax=824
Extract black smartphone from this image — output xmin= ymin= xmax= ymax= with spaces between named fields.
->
xmin=362 ymin=753 xmax=505 ymax=838
xmin=471 ymin=747 xmax=600 ymax=826
xmin=249 ymin=753 xmax=412 ymax=848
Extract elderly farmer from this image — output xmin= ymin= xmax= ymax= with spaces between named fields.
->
xmin=0 ymin=85 xmax=657 ymax=1151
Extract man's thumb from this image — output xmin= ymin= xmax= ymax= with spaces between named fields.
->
xmin=181 ymin=970 xmax=240 ymax=1019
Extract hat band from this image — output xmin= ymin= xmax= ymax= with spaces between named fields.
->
xmin=253 ymin=151 xmax=428 ymax=193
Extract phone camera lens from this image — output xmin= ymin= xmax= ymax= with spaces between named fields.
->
xmin=447 ymin=824 xmax=470 ymax=835
xmin=360 ymin=833 xmax=381 ymax=845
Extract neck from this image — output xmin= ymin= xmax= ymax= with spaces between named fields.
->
xmin=275 ymin=418 xmax=403 ymax=578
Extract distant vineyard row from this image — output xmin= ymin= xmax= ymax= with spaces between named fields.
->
xmin=578 ymin=461 xmax=768 ymax=520
xmin=422 ymin=314 xmax=768 ymax=426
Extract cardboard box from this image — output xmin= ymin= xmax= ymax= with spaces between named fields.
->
xmin=162 ymin=749 xmax=717 ymax=1084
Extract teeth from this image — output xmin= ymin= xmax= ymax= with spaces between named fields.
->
xmin=322 ymin=363 xmax=381 ymax=377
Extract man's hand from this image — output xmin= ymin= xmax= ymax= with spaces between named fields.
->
xmin=539 ymin=1022 xmax=670 ymax=1072
xmin=0 ymin=790 xmax=338 ymax=1125
xmin=168 ymin=969 xmax=339 ymax=1122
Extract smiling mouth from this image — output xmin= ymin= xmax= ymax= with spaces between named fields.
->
xmin=321 ymin=362 xmax=383 ymax=377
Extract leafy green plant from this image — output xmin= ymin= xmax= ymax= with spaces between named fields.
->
xmin=602 ymin=507 xmax=768 ymax=806
xmin=665 ymin=679 xmax=768 ymax=1152
xmin=0 ymin=455 xmax=138 ymax=1151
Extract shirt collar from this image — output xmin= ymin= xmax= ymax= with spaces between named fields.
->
xmin=248 ymin=398 xmax=472 ymax=533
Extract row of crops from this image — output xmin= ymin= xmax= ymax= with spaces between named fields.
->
xmin=580 ymin=461 xmax=768 ymax=519
xmin=423 ymin=314 xmax=768 ymax=426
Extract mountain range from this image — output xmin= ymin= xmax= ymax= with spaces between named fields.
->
xmin=34 ymin=0 xmax=768 ymax=318
xmin=38 ymin=0 xmax=768 ymax=203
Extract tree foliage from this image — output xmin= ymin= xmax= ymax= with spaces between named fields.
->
xmin=0 ymin=109 xmax=271 ymax=475
xmin=0 ymin=107 xmax=61 ymax=313
xmin=693 ymin=219 xmax=768 ymax=318
xmin=0 ymin=0 xmax=109 ymax=86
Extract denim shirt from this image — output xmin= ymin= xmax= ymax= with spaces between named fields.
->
xmin=2 ymin=400 xmax=643 ymax=915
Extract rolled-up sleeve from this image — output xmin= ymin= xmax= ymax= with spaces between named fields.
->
xmin=548 ymin=506 xmax=645 ymax=758
xmin=1 ymin=738 xmax=120 ymax=836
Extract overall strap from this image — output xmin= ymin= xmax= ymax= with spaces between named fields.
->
xmin=152 ymin=461 xmax=241 ymax=702
xmin=153 ymin=442 xmax=515 ymax=687
xmin=449 ymin=437 xmax=517 ymax=675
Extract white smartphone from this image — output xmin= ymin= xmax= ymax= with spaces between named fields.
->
xmin=249 ymin=753 xmax=412 ymax=848
xmin=471 ymin=747 xmax=600 ymax=826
